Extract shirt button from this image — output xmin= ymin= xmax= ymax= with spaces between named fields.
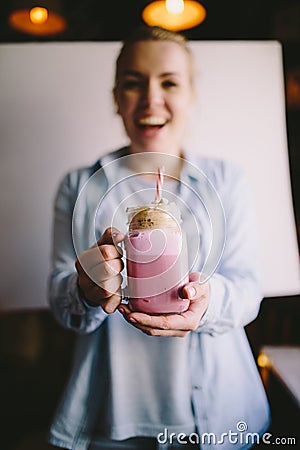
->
xmin=193 ymin=385 xmax=202 ymax=390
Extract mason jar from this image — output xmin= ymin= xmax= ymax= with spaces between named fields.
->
xmin=124 ymin=202 xmax=190 ymax=314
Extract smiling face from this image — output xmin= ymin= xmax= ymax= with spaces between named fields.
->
xmin=114 ymin=40 xmax=195 ymax=156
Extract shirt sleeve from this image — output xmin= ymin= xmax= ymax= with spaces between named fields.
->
xmin=48 ymin=172 xmax=108 ymax=334
xmin=196 ymin=163 xmax=263 ymax=335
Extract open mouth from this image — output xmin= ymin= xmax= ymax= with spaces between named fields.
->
xmin=137 ymin=116 xmax=167 ymax=130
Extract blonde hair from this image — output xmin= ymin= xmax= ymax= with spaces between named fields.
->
xmin=114 ymin=25 xmax=194 ymax=88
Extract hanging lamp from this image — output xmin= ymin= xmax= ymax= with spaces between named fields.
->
xmin=142 ymin=0 xmax=206 ymax=31
xmin=8 ymin=0 xmax=67 ymax=36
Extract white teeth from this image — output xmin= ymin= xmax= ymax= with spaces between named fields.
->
xmin=138 ymin=117 xmax=167 ymax=126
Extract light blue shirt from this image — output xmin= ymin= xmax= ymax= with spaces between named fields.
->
xmin=48 ymin=148 xmax=270 ymax=449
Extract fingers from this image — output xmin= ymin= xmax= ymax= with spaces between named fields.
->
xmin=80 ymin=272 xmax=123 ymax=299
xmin=79 ymin=227 xmax=124 ymax=270
xmin=97 ymin=227 xmax=125 ymax=246
xmin=83 ymin=275 xmax=123 ymax=313
xmin=87 ymin=288 xmax=123 ymax=314
xmin=181 ymin=273 xmax=210 ymax=324
xmin=75 ymin=228 xmax=125 ymax=311
xmin=118 ymin=304 xmax=189 ymax=337
xmin=130 ymin=325 xmax=188 ymax=338
xmin=118 ymin=272 xmax=210 ymax=336
xmin=84 ymin=256 xmax=123 ymax=283
xmin=101 ymin=293 xmax=123 ymax=314
xmin=119 ymin=308 xmax=199 ymax=333
xmin=75 ymin=248 xmax=123 ymax=287
xmin=182 ymin=272 xmax=210 ymax=301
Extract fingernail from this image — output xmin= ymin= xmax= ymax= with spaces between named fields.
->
xmin=186 ymin=286 xmax=196 ymax=298
xmin=118 ymin=307 xmax=125 ymax=314
xmin=129 ymin=317 xmax=137 ymax=323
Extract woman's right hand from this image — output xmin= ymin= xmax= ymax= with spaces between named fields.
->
xmin=75 ymin=227 xmax=125 ymax=313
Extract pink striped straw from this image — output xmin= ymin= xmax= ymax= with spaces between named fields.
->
xmin=154 ymin=166 xmax=164 ymax=203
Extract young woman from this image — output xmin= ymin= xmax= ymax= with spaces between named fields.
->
xmin=48 ymin=26 xmax=270 ymax=450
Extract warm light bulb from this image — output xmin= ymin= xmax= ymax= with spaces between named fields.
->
xmin=142 ymin=0 xmax=206 ymax=31
xmin=166 ymin=0 xmax=184 ymax=14
xmin=257 ymin=353 xmax=271 ymax=368
xmin=30 ymin=7 xmax=48 ymax=25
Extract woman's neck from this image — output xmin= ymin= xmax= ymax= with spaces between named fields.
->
xmin=125 ymin=149 xmax=185 ymax=180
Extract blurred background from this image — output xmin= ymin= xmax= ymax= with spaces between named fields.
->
xmin=0 ymin=1 xmax=299 ymax=449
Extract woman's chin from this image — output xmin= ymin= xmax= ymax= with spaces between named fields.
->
xmin=130 ymin=143 xmax=181 ymax=156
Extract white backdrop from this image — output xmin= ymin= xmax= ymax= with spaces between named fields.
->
xmin=0 ymin=41 xmax=299 ymax=310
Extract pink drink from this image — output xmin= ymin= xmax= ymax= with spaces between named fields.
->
xmin=125 ymin=205 xmax=190 ymax=314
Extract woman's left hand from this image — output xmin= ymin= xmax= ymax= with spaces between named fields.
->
xmin=118 ymin=272 xmax=210 ymax=337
